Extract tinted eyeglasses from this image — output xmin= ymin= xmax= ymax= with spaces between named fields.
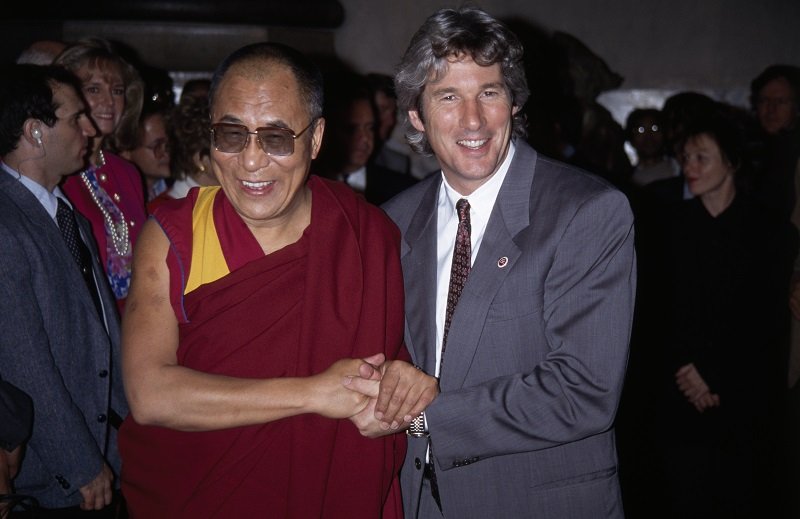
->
xmin=210 ymin=120 xmax=315 ymax=156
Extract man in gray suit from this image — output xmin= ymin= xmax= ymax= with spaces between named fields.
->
xmin=0 ymin=64 xmax=128 ymax=516
xmin=346 ymin=7 xmax=635 ymax=518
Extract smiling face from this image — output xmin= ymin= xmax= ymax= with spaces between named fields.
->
xmin=210 ymin=62 xmax=323 ymax=231
xmin=77 ymin=61 xmax=125 ymax=137
xmin=409 ymin=56 xmax=517 ymax=195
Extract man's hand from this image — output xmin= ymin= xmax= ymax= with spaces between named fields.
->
xmin=345 ymin=360 xmax=439 ymax=430
xmin=346 ymin=394 xmax=407 ymax=438
xmin=79 ymin=463 xmax=113 ymax=511
xmin=343 ymin=353 xmax=406 ymax=438
xmin=675 ymin=363 xmax=720 ymax=413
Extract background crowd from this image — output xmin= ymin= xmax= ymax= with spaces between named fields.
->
xmin=1 ymin=23 xmax=798 ymax=518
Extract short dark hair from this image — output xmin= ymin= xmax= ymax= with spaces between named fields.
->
xmin=209 ymin=42 xmax=324 ymax=122
xmin=395 ymin=6 xmax=529 ymax=155
xmin=0 ymin=64 xmax=82 ymax=156
xmin=680 ymin=108 xmax=747 ymax=175
xmin=749 ymin=64 xmax=800 ymax=110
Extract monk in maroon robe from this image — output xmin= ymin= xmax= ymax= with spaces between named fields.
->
xmin=119 ymin=43 xmax=435 ymax=518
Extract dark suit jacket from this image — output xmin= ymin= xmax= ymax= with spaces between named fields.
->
xmin=0 ymin=172 xmax=127 ymax=508
xmin=365 ymin=163 xmax=418 ymax=206
xmin=383 ymin=141 xmax=636 ymax=518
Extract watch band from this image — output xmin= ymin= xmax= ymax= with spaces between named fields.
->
xmin=406 ymin=412 xmax=429 ymax=437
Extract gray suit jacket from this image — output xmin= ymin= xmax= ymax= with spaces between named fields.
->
xmin=383 ymin=141 xmax=635 ymax=518
xmin=0 ymin=172 xmax=127 ymax=508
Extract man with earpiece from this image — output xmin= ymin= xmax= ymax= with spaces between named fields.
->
xmin=0 ymin=64 xmax=128 ymax=517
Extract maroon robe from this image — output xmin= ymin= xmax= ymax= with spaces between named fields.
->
xmin=119 ymin=176 xmax=407 ymax=518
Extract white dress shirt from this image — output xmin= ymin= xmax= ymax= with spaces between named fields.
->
xmin=433 ymin=142 xmax=515 ymax=375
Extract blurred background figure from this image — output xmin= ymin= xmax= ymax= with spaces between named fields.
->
xmin=138 ymin=64 xmax=175 ymax=110
xmin=316 ymin=73 xmax=416 ymax=205
xmin=748 ymin=64 xmax=800 ymax=220
xmin=179 ymin=78 xmax=211 ymax=103
xmin=638 ymin=109 xmax=797 ymax=519
xmin=752 ymin=65 xmax=800 ymax=137
xmin=121 ymin=102 xmax=172 ymax=202
xmin=366 ymin=72 xmax=410 ymax=175
xmin=55 ymin=38 xmax=147 ymax=314
xmin=569 ymin=105 xmax=632 ymax=190
xmin=148 ymin=95 xmax=217 ymax=212
xmin=15 ymin=39 xmax=66 ymax=65
xmin=625 ymin=108 xmax=679 ymax=187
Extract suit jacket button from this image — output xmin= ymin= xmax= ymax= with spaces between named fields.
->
xmin=97 ymin=414 xmax=107 ymax=423
xmin=414 ymin=458 xmax=422 ymax=470
xmin=98 ymin=369 xmax=109 ymax=378
xmin=62 ymin=481 xmax=71 ymax=489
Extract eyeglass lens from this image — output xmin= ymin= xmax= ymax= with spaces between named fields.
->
xmin=211 ymin=122 xmax=312 ymax=156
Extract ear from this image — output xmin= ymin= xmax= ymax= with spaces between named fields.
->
xmin=191 ymin=151 xmax=207 ymax=173
xmin=310 ymin=117 xmax=325 ymax=160
xmin=408 ymin=110 xmax=425 ymax=133
xmin=23 ymin=119 xmax=43 ymax=146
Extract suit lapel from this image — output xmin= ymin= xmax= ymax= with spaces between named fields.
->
xmin=439 ymin=142 xmax=538 ymax=390
xmin=402 ymin=178 xmax=440 ymax=374
xmin=0 ymin=174 xmax=108 ymax=324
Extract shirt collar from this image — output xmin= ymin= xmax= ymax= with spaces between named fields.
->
xmin=1 ymin=161 xmax=70 ymax=219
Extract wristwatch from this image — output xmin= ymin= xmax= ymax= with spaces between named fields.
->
xmin=406 ymin=411 xmax=429 ymax=437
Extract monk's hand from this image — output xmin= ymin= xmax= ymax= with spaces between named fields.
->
xmin=372 ymin=361 xmax=438 ymax=431
xmin=311 ymin=358 xmax=380 ymax=419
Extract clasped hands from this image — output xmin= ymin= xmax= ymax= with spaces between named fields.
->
xmin=675 ymin=363 xmax=720 ymax=413
xmin=342 ymin=354 xmax=439 ymax=438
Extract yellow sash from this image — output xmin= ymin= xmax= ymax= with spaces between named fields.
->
xmin=185 ymin=186 xmax=230 ymax=295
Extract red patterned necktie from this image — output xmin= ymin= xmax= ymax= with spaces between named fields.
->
xmin=426 ymin=198 xmax=471 ymax=512
xmin=441 ymin=198 xmax=471 ymax=360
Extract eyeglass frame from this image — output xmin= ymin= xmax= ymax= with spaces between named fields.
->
xmin=209 ymin=119 xmax=317 ymax=157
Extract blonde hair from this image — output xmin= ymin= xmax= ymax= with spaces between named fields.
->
xmin=55 ymin=38 xmax=144 ymax=152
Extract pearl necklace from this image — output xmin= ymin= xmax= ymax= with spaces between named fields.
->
xmin=80 ymin=150 xmax=130 ymax=256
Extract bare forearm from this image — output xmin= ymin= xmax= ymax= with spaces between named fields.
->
xmin=126 ymin=358 xmax=373 ymax=431
xmin=127 ymin=367 xmax=310 ymax=430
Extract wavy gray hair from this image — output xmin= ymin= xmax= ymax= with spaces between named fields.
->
xmin=395 ymin=6 xmax=529 ymax=156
